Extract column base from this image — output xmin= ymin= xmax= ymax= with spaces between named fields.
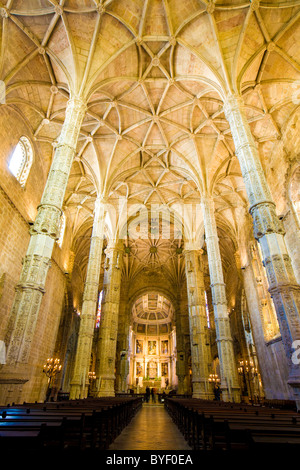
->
xmin=97 ymin=376 xmax=116 ymax=397
xmin=69 ymin=383 xmax=88 ymax=400
xmin=69 ymin=383 xmax=79 ymax=400
xmin=0 ymin=365 xmax=30 ymax=405
xmin=287 ymin=368 xmax=300 ymax=406
xmin=221 ymin=387 xmax=241 ymax=403
xmin=287 ymin=368 xmax=300 ymax=389
xmin=0 ymin=379 xmax=29 ymax=406
xmin=192 ymin=380 xmax=214 ymax=400
xmin=97 ymin=391 xmax=116 ymax=398
xmin=177 ymin=377 xmax=186 ymax=395
xmin=192 ymin=392 xmax=214 ymax=400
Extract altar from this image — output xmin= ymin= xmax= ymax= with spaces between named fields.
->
xmin=141 ymin=379 xmax=161 ymax=392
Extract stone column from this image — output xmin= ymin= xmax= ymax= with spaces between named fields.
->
xmin=69 ymin=197 xmax=105 ymax=399
xmin=115 ymin=280 xmax=130 ymax=393
xmin=180 ymin=286 xmax=192 ymax=394
xmin=175 ymin=300 xmax=186 ymax=395
xmin=95 ymin=240 xmax=124 ymax=397
xmin=224 ymin=94 xmax=300 ymax=400
xmin=202 ymin=196 xmax=241 ymax=402
xmin=4 ymin=97 xmax=86 ymax=377
xmin=184 ymin=246 xmax=214 ymax=399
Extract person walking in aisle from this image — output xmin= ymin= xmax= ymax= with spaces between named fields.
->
xmin=151 ymin=387 xmax=156 ymax=403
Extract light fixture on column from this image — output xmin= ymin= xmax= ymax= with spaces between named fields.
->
xmin=88 ymin=371 xmax=96 ymax=381
xmin=238 ymin=359 xmax=258 ymax=376
xmin=43 ymin=357 xmax=62 ymax=401
xmin=208 ymin=373 xmax=220 ymax=384
xmin=87 ymin=371 xmax=96 ymax=397
xmin=238 ymin=359 xmax=259 ymax=403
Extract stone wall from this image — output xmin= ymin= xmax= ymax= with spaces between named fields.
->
xmin=0 ymin=107 xmax=71 ymax=404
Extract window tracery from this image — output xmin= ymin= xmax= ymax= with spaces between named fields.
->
xmin=289 ymin=165 xmax=300 ymax=227
xmin=250 ymin=242 xmax=280 ymax=342
xmin=8 ymin=136 xmax=33 ymax=187
xmin=57 ymin=212 xmax=66 ymax=248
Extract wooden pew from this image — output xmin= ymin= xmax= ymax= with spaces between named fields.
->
xmin=0 ymin=396 xmax=142 ymax=451
xmin=165 ymin=397 xmax=300 ymax=451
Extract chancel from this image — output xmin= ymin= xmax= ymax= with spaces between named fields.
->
xmin=0 ymin=0 xmax=300 ymax=453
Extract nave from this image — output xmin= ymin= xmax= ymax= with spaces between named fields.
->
xmin=1 ymin=395 xmax=300 ymax=454
xmin=1 ymin=0 xmax=300 ymax=411
xmin=108 ymin=402 xmax=191 ymax=451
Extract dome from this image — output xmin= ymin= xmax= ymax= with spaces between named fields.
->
xmin=132 ymin=292 xmax=174 ymax=325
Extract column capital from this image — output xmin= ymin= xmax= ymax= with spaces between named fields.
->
xmin=56 ymin=95 xmax=87 ymax=148
xmin=106 ymin=238 xmax=124 ymax=253
xmin=223 ymin=94 xmax=245 ymax=119
xmin=249 ymin=201 xmax=285 ymax=238
xmin=95 ymin=194 xmax=108 ymax=207
xmin=67 ymin=95 xmax=87 ymax=113
xmin=250 ymin=0 xmax=260 ymax=11
xmin=92 ymin=196 xmax=106 ymax=238
xmin=183 ymin=241 xmax=204 ymax=253
xmin=201 ymin=194 xmax=215 ymax=210
xmin=63 ymin=96 xmax=87 ymax=127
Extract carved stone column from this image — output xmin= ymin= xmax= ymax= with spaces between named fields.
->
xmin=224 ymin=95 xmax=300 ymax=400
xmin=95 ymin=240 xmax=124 ymax=397
xmin=175 ymin=299 xmax=186 ymax=395
xmin=115 ymin=280 xmax=130 ymax=393
xmin=69 ymin=197 xmax=105 ymax=399
xmin=202 ymin=196 xmax=241 ymax=402
xmin=184 ymin=246 xmax=213 ymax=399
xmin=3 ymin=97 xmax=86 ymax=380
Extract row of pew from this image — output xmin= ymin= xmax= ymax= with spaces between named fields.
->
xmin=165 ymin=397 xmax=300 ymax=451
xmin=0 ymin=396 xmax=142 ymax=451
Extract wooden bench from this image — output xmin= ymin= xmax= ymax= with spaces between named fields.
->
xmin=165 ymin=397 xmax=300 ymax=451
xmin=0 ymin=396 xmax=142 ymax=451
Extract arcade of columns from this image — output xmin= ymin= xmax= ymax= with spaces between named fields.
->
xmin=1 ymin=91 xmax=300 ymax=406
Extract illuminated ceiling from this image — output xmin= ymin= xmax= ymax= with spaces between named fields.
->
xmin=2 ymin=0 xmax=300 ymax=281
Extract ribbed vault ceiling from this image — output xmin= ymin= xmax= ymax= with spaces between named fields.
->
xmin=2 ymin=0 xmax=300 ymax=280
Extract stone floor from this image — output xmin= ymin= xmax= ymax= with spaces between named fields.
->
xmin=108 ymin=402 xmax=191 ymax=450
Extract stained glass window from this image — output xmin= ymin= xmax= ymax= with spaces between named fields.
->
xmin=57 ymin=212 xmax=66 ymax=248
xmin=204 ymin=290 xmax=211 ymax=328
xmin=95 ymin=290 xmax=103 ymax=328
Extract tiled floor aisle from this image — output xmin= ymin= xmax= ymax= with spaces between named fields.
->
xmin=108 ymin=403 xmax=191 ymax=450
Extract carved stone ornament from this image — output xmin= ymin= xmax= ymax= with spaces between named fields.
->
xmin=206 ymin=2 xmax=215 ymax=14
xmin=250 ymin=202 xmax=285 ymax=239
xmin=0 ymin=7 xmax=9 ymax=18
xmin=250 ymin=0 xmax=260 ymax=11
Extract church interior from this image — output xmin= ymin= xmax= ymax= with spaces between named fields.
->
xmin=0 ymin=0 xmax=300 ymax=452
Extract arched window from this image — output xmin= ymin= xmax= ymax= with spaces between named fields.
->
xmin=8 ymin=136 xmax=33 ymax=187
xmin=250 ymin=242 xmax=279 ymax=341
xmin=204 ymin=290 xmax=211 ymax=328
xmin=57 ymin=212 xmax=66 ymax=248
xmin=95 ymin=290 xmax=103 ymax=328
xmin=289 ymin=165 xmax=300 ymax=226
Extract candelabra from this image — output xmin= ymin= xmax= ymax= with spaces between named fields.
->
xmin=88 ymin=371 xmax=96 ymax=396
xmin=238 ymin=359 xmax=259 ymax=403
xmin=88 ymin=371 xmax=96 ymax=382
xmin=43 ymin=357 xmax=62 ymax=401
xmin=208 ymin=373 xmax=220 ymax=384
xmin=209 ymin=373 xmax=221 ymax=400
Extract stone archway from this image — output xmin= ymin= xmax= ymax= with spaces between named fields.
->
xmin=127 ymin=291 xmax=177 ymax=396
